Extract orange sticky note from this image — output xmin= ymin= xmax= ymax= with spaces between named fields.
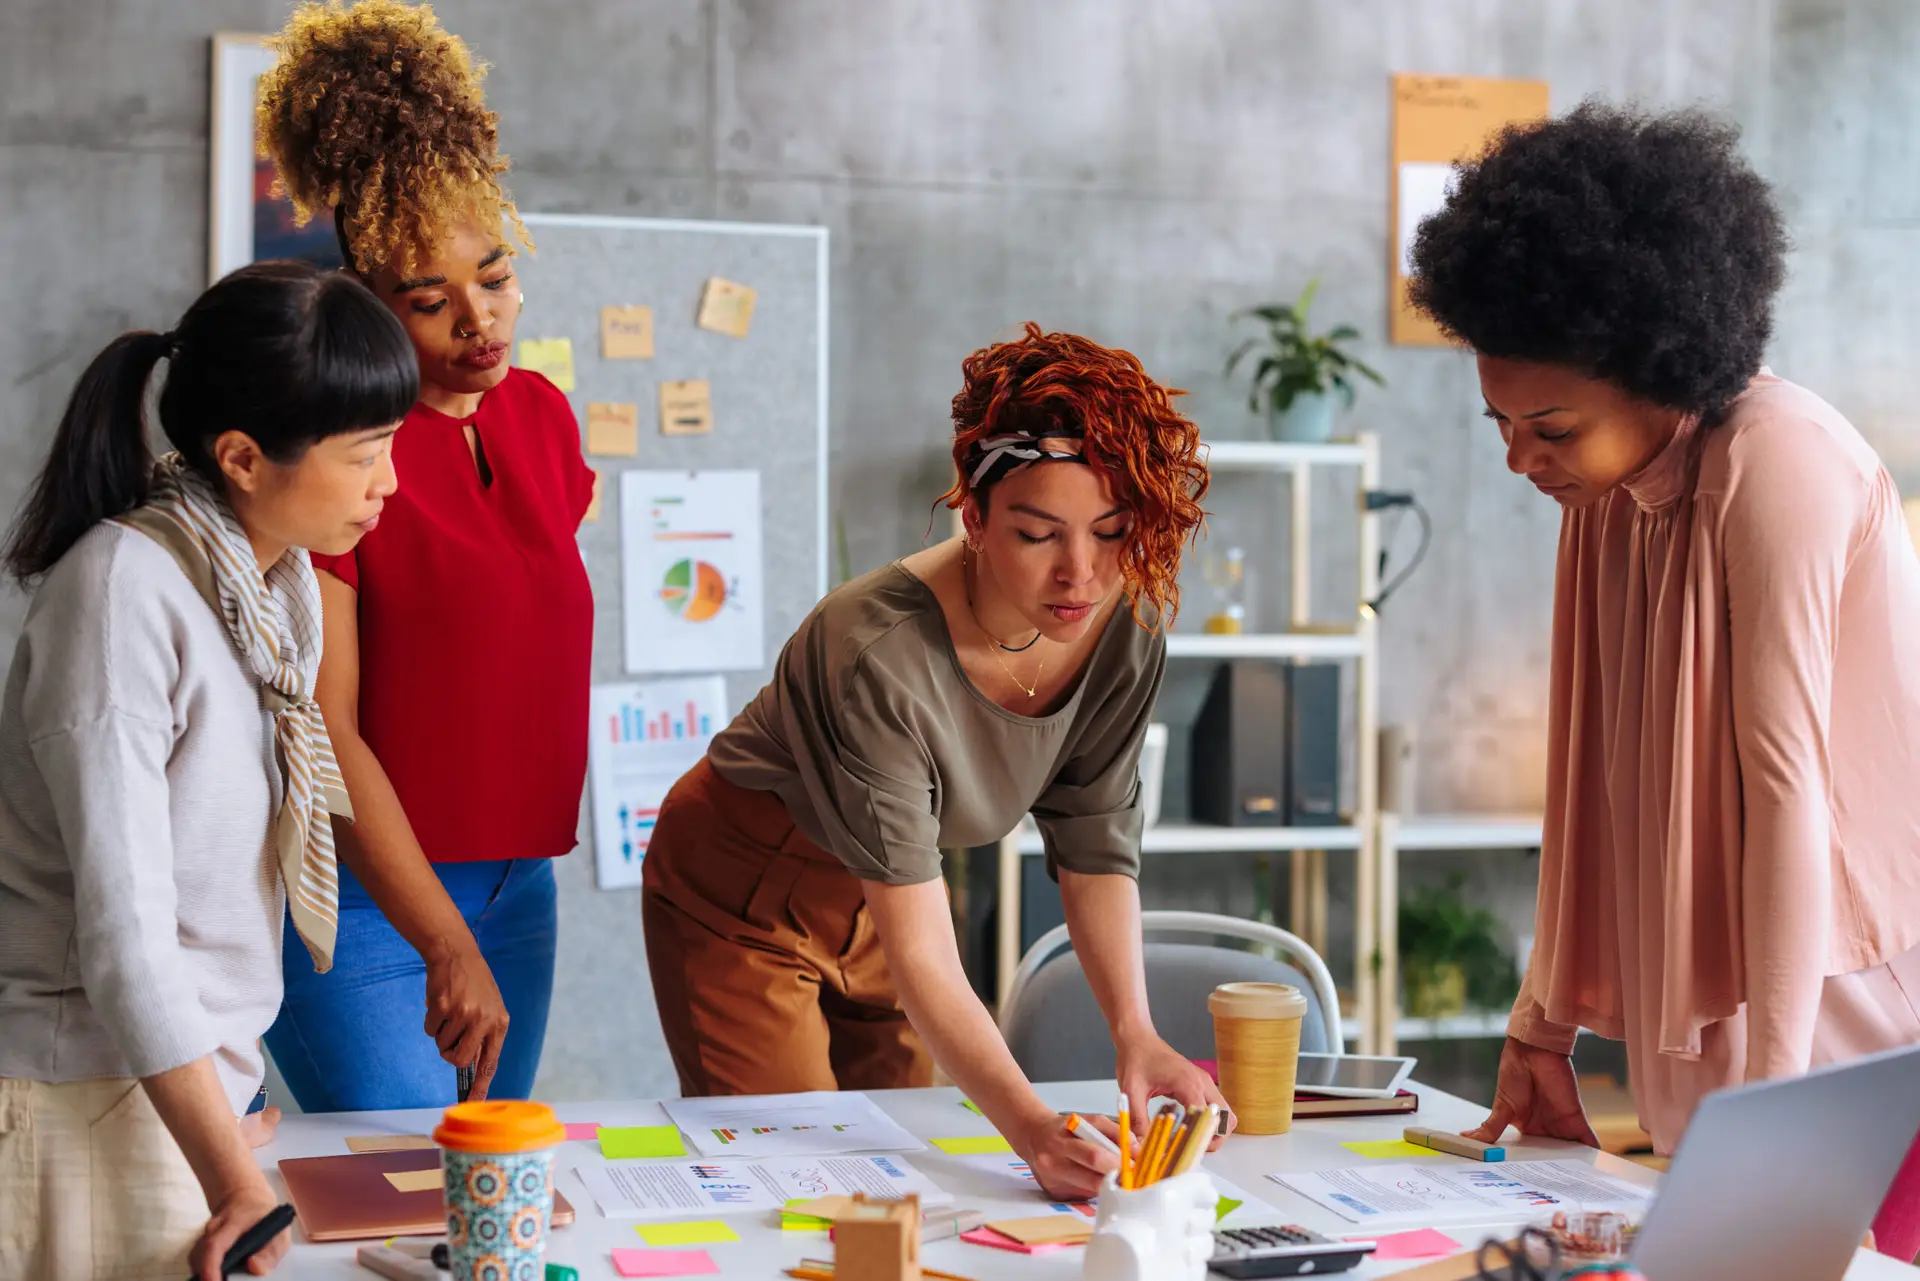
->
xmin=584 ymin=470 xmax=603 ymax=523
xmin=346 ymin=1134 xmax=436 ymax=1153
xmin=602 ymin=305 xmax=656 ymax=360
xmin=696 ymin=278 xmax=756 ymax=338
xmin=383 ymin=1169 xmax=443 ymax=1193
xmin=586 ymin=402 xmax=640 ymax=456
xmin=658 ymin=381 xmax=713 ymax=436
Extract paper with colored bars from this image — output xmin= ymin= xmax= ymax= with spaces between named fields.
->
xmin=575 ymin=1154 xmax=949 ymax=1221
xmin=1269 ymin=1158 xmax=1650 ymax=1228
xmin=662 ymin=1091 xmax=925 ymax=1158
xmin=588 ymin=677 xmax=727 ymax=890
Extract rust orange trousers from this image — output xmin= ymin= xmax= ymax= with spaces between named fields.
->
xmin=640 ymin=758 xmax=933 ymax=1096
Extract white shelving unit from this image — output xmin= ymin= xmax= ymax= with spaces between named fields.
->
xmin=992 ymin=436 xmax=1388 ymax=1049
xmin=1370 ymin=811 xmax=1545 ymax=1053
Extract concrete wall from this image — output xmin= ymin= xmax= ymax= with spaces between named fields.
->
xmin=5 ymin=0 xmax=1916 ymax=1100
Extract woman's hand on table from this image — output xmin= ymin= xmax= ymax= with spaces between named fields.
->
xmin=1118 ymin=1034 xmax=1236 ymax=1150
xmin=423 ymin=941 xmax=510 ymax=1100
xmin=1466 ymin=1036 xmax=1599 ymax=1147
xmin=1014 ymin=1111 xmax=1120 ymax=1202
xmin=238 ymin=1105 xmax=281 ymax=1150
xmin=191 ymin=1173 xmax=289 ymax=1279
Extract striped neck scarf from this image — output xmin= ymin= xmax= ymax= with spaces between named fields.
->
xmin=143 ymin=455 xmax=347 ymax=972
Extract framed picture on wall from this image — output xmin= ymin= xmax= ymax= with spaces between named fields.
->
xmin=208 ymin=33 xmax=342 ymax=285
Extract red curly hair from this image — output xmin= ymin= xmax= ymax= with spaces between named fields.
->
xmin=940 ymin=323 xmax=1209 ymax=625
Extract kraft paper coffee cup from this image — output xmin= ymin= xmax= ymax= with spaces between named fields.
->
xmin=1208 ymin=982 xmax=1309 ymax=1135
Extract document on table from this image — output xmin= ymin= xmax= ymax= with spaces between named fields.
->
xmin=1270 ymin=1159 xmax=1651 ymax=1228
xmin=576 ymin=1154 xmax=951 ymax=1220
xmin=663 ymin=1091 xmax=925 ymax=1157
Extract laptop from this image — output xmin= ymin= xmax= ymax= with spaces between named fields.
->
xmin=280 ymin=1149 xmax=578 ymax=1242
xmin=1630 ymin=1041 xmax=1920 ymax=1280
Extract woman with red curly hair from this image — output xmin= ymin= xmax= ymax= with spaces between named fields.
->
xmin=641 ymin=324 xmax=1222 ymax=1200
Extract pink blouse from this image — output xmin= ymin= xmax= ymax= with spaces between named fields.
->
xmin=1510 ymin=373 xmax=1920 ymax=1083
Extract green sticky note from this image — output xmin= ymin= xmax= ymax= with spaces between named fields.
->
xmin=635 ymin=1220 xmax=740 ymax=1246
xmin=1343 ymin=1139 xmax=1431 ymax=1159
xmin=1215 ymin=1197 xmax=1243 ymax=1223
xmin=599 ymin=1125 xmax=687 ymax=1159
xmin=931 ymin=1135 xmax=1014 ymax=1155
xmin=781 ymin=1214 xmax=833 ymax=1232
xmin=960 ymin=1099 xmax=984 ymax=1116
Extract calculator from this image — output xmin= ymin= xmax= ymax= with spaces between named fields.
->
xmin=1208 ymin=1224 xmax=1378 ymax=1277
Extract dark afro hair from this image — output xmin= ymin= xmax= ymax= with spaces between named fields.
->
xmin=1408 ymin=100 xmax=1788 ymax=416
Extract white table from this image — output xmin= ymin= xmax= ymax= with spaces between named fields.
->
xmin=260 ymin=1079 xmax=1916 ymax=1279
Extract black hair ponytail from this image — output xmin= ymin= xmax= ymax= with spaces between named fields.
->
xmin=4 ymin=260 xmax=416 ymax=585
xmin=3 ymin=331 xmax=172 ymax=583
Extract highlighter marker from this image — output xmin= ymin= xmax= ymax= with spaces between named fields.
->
xmin=1404 ymin=1125 xmax=1505 ymax=1162
xmin=1066 ymin=1113 xmax=1123 ymax=1159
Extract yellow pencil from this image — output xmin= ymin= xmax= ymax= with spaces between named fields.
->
xmin=1169 ymin=1105 xmax=1221 ymax=1178
xmin=1134 ymin=1112 xmax=1166 ymax=1188
xmin=1117 ymin=1093 xmax=1132 ymax=1189
xmin=1156 ymin=1109 xmax=1199 ymax=1183
xmin=1138 ymin=1106 xmax=1176 ymax=1186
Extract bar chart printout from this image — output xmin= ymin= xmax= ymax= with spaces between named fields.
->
xmin=589 ymin=677 xmax=727 ymax=889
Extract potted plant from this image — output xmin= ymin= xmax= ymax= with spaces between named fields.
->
xmin=1397 ymin=874 xmax=1518 ymax=1020
xmin=1225 ymin=278 xmax=1385 ymax=443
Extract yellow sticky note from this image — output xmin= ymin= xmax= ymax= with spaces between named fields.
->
xmin=599 ymin=1125 xmax=687 ymax=1159
xmin=383 ymin=1169 xmax=444 ymax=1193
xmin=1343 ymin=1139 xmax=1431 ymax=1159
xmin=696 ymin=277 xmax=756 ymax=338
xmin=635 ymin=1220 xmax=740 ymax=1246
xmin=931 ymin=1135 xmax=1014 ymax=1155
xmin=658 ymin=380 xmax=713 ymax=436
xmin=346 ymin=1134 xmax=436 ymax=1153
xmin=518 ymin=337 xmax=576 ymax=391
xmin=602 ymin=305 xmax=656 ymax=360
xmin=586 ymin=402 xmax=640 ymax=456
xmin=583 ymin=470 xmax=603 ymax=523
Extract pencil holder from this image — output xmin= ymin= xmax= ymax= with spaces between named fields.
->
xmin=1082 ymin=1169 xmax=1218 ymax=1281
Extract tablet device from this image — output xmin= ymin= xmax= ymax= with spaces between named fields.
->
xmin=1292 ymin=1052 xmax=1416 ymax=1099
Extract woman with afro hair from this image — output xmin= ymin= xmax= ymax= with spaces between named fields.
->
xmin=1411 ymin=102 xmax=1920 ymax=1258
xmin=641 ymin=324 xmax=1226 ymax=1201
xmin=253 ymin=0 xmax=595 ymax=1110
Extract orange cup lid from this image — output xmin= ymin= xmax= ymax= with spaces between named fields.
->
xmin=433 ymin=1100 xmax=565 ymax=1153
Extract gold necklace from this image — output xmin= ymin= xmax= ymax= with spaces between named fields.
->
xmin=990 ymin=644 xmax=1045 ymax=699
xmin=964 ymin=545 xmax=1045 ymax=698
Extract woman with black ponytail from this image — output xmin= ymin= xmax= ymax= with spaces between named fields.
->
xmin=0 ymin=259 xmax=416 ymax=1281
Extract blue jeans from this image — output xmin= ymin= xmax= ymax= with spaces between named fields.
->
xmin=265 ymin=857 xmax=557 ymax=1112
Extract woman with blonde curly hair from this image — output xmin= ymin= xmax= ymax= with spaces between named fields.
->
xmin=641 ymin=323 xmax=1226 ymax=1201
xmin=254 ymin=0 xmax=594 ymax=1110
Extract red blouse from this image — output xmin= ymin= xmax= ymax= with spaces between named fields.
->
xmin=314 ymin=367 xmax=595 ymax=864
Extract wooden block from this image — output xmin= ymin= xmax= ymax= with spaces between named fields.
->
xmin=696 ymin=277 xmax=756 ymax=338
xmin=586 ymin=402 xmax=640 ymax=456
xmin=834 ymin=1192 xmax=920 ymax=1281
xmin=602 ymin=305 xmax=655 ymax=359
xmin=659 ymin=380 xmax=713 ymax=435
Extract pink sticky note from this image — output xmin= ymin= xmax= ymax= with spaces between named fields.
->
xmin=1190 ymin=1058 xmax=1219 ymax=1082
xmin=1356 ymin=1228 xmax=1462 ymax=1260
xmin=610 ymin=1247 xmax=721 ymax=1278
xmin=564 ymin=1122 xmax=603 ymax=1141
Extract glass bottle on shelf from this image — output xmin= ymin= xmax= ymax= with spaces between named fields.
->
xmin=1202 ymin=545 xmax=1248 ymax=635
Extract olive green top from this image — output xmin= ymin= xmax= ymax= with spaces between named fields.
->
xmin=709 ymin=562 xmax=1164 ymax=885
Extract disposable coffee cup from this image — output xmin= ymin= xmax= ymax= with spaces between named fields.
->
xmin=1207 ymin=982 xmax=1308 ymax=1135
xmin=433 ymin=1100 xmax=565 ymax=1280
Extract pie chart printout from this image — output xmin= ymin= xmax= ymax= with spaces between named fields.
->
xmin=661 ymin=558 xmax=729 ymax=623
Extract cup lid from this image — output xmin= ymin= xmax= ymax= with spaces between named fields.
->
xmin=433 ymin=1100 xmax=565 ymax=1153
xmin=1208 ymin=981 xmax=1308 ymax=1019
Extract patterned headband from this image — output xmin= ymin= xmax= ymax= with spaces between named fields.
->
xmin=967 ymin=434 xmax=1087 ymax=488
